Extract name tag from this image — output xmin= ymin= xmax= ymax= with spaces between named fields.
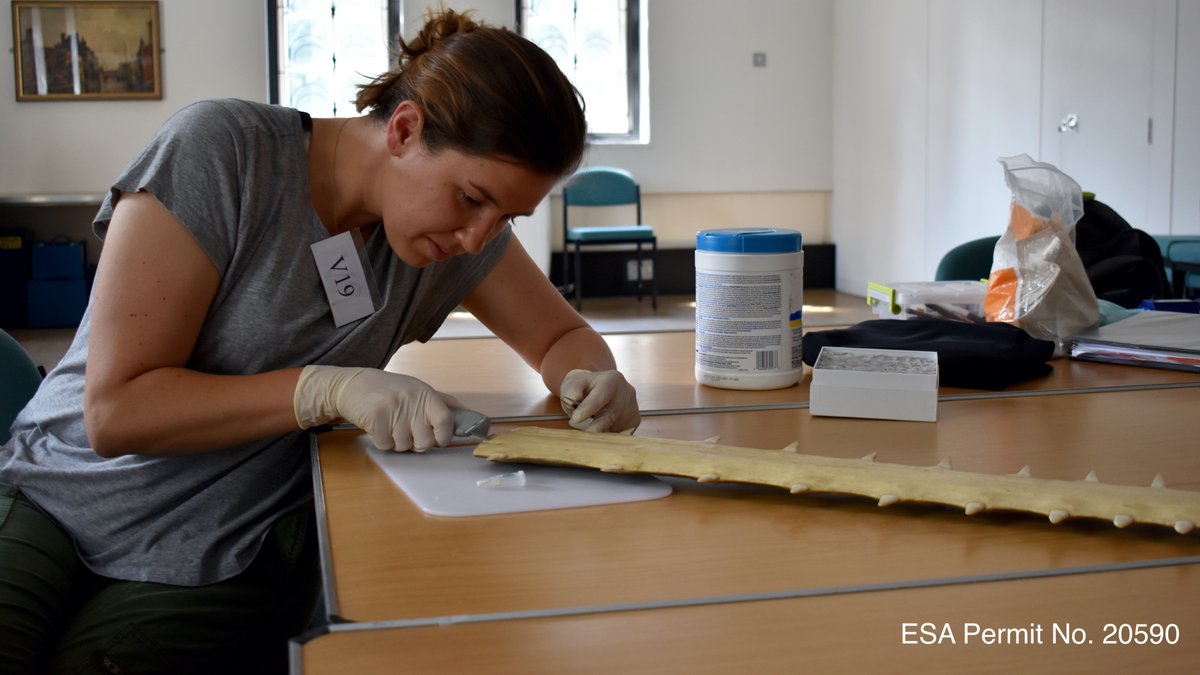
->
xmin=311 ymin=231 xmax=378 ymax=327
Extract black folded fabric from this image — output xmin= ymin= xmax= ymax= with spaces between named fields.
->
xmin=803 ymin=319 xmax=1056 ymax=390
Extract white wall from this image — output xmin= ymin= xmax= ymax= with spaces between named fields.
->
xmin=587 ymin=0 xmax=832 ymax=194
xmin=0 ymin=0 xmax=268 ymax=194
xmin=832 ymin=0 xmax=1050 ymax=295
xmin=924 ymin=0 xmax=1042 ymax=274
xmin=1175 ymin=0 xmax=1200 ymax=235
xmin=831 ymin=0 xmax=930 ymax=294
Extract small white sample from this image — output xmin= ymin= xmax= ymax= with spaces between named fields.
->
xmin=476 ymin=470 xmax=527 ymax=489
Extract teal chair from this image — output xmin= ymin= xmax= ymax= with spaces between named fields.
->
xmin=935 ymin=236 xmax=1000 ymax=281
xmin=1153 ymin=236 xmax=1200 ymax=298
xmin=1 ymin=329 xmax=43 ymax=445
xmin=561 ymin=167 xmax=657 ymax=310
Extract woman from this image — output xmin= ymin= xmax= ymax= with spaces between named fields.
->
xmin=0 ymin=9 xmax=638 ymax=673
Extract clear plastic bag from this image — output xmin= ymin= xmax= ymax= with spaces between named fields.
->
xmin=983 ymin=154 xmax=1099 ymax=353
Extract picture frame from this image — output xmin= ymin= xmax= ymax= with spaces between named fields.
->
xmin=12 ymin=1 xmax=161 ymax=101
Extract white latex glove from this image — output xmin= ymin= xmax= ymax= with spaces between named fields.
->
xmin=294 ymin=365 xmax=459 ymax=452
xmin=559 ymin=369 xmax=640 ymax=433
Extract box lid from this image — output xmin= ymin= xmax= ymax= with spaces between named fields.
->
xmin=811 ymin=346 xmax=939 ymax=391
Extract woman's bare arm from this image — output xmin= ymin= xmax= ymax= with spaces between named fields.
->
xmin=84 ymin=192 xmax=303 ymax=457
xmin=460 ymin=238 xmax=620 ymax=394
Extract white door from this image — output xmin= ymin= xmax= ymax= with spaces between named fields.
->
xmin=1040 ymin=0 xmax=1176 ymax=233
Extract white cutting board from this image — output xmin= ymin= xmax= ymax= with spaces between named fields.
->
xmin=364 ymin=441 xmax=672 ymax=517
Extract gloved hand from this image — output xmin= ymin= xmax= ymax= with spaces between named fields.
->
xmin=559 ymin=369 xmax=640 ymax=433
xmin=294 ymin=365 xmax=460 ymax=452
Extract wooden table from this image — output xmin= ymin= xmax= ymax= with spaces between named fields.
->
xmin=312 ymin=386 xmax=1200 ymax=624
xmin=298 ymin=333 xmax=1200 ymax=672
xmin=294 ymin=563 xmax=1200 ymax=673
xmin=386 ymin=331 xmax=1200 ymax=418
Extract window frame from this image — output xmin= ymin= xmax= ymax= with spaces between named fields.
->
xmin=516 ymin=0 xmax=645 ymax=145
xmin=266 ymin=0 xmax=400 ymax=115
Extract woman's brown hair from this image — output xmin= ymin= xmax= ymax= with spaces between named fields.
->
xmin=356 ymin=8 xmax=586 ymax=177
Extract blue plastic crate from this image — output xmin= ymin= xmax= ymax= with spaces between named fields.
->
xmin=31 ymin=240 xmax=86 ymax=280
xmin=0 ymin=228 xmax=32 ymax=327
xmin=27 ymin=278 xmax=88 ymax=328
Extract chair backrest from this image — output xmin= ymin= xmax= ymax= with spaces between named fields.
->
xmin=1155 ymin=235 xmax=1200 ymax=291
xmin=0 ymin=329 xmax=43 ymax=445
xmin=935 ymin=236 xmax=1000 ymax=281
xmin=562 ymin=167 xmax=642 ymax=231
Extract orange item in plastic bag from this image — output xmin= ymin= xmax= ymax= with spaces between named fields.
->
xmin=1008 ymin=202 xmax=1047 ymax=240
xmin=982 ymin=154 xmax=1098 ymax=351
xmin=984 ymin=266 xmax=1019 ymax=322
xmin=984 ymin=203 xmax=1048 ymax=322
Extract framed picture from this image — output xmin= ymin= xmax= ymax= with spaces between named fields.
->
xmin=12 ymin=1 xmax=161 ymax=101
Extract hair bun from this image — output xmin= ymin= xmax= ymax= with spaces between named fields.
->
xmin=400 ymin=8 xmax=481 ymax=63
xmin=355 ymin=5 xmax=585 ymax=177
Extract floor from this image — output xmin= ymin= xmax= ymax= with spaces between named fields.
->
xmin=8 ymin=289 xmax=876 ymax=372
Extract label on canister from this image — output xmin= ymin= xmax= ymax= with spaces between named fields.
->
xmin=695 ymin=228 xmax=804 ymax=390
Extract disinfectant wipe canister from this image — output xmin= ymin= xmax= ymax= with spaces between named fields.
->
xmin=695 ymin=228 xmax=804 ymax=390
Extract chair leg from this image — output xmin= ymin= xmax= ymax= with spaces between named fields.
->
xmin=573 ymin=244 xmax=583 ymax=311
xmin=650 ymin=241 xmax=658 ymax=311
xmin=1170 ymin=264 xmax=1185 ymax=298
xmin=561 ymin=243 xmax=570 ymax=295
xmin=635 ymin=244 xmax=644 ymax=302
xmin=557 ymin=240 xmax=578 ymax=300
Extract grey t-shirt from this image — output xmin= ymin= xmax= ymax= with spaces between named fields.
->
xmin=0 ymin=99 xmax=511 ymax=586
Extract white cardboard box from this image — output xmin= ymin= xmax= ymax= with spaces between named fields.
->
xmin=809 ymin=346 xmax=939 ymax=422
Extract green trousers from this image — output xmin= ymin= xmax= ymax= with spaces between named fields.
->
xmin=0 ymin=486 xmax=321 ymax=674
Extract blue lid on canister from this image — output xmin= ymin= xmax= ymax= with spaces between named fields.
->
xmin=696 ymin=228 xmax=802 ymax=254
